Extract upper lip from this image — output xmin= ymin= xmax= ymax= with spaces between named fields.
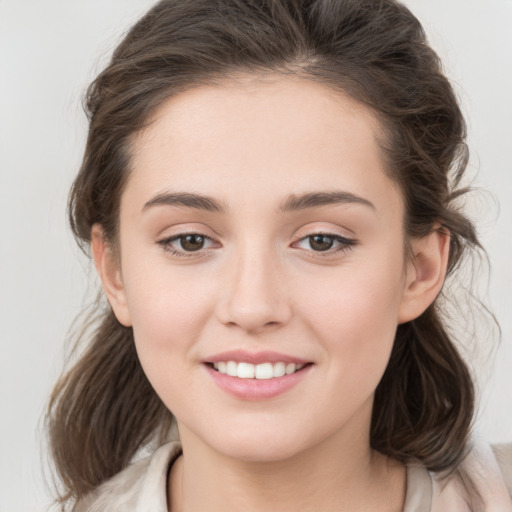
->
xmin=204 ymin=350 xmax=310 ymax=365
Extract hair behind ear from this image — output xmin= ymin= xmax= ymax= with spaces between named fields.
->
xmin=47 ymin=309 xmax=173 ymax=504
xmin=371 ymin=305 xmax=474 ymax=472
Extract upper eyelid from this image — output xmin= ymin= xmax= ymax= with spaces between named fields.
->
xmin=156 ymin=219 xmax=354 ymax=237
xmin=292 ymin=229 xmax=356 ymax=243
xmin=292 ymin=223 xmax=355 ymax=237
xmin=158 ymin=230 xmax=355 ymax=243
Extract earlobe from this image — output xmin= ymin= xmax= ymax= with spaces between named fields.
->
xmin=397 ymin=227 xmax=450 ymax=324
xmin=91 ymin=225 xmax=132 ymax=327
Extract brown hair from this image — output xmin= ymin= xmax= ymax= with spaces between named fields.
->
xmin=47 ymin=0 xmax=481 ymax=506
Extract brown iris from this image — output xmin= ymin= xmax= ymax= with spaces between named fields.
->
xmin=180 ymin=234 xmax=205 ymax=251
xmin=309 ymin=234 xmax=335 ymax=251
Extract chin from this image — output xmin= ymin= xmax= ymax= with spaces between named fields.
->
xmin=197 ymin=421 xmax=320 ymax=464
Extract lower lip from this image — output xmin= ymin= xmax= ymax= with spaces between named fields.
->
xmin=203 ymin=364 xmax=312 ymax=401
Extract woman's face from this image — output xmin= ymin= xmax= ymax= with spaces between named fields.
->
xmin=101 ymin=75 xmax=429 ymax=462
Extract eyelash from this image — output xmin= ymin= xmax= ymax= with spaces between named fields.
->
xmin=157 ymin=232 xmax=357 ymax=258
xmin=292 ymin=233 xmax=357 ymax=255
xmin=157 ymin=233 xmax=219 ymax=258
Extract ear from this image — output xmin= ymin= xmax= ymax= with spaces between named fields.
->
xmin=91 ymin=224 xmax=132 ymax=327
xmin=397 ymin=227 xmax=450 ymax=324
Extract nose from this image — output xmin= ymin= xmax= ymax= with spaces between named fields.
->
xmin=216 ymin=243 xmax=292 ymax=335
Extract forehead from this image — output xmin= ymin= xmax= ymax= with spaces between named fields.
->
xmin=126 ymin=74 xmax=402 ymax=216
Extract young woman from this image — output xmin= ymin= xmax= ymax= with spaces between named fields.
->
xmin=47 ymin=0 xmax=512 ymax=510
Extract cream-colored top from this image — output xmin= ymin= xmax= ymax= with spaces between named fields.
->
xmin=75 ymin=442 xmax=512 ymax=512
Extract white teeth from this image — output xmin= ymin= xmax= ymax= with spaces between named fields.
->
xmin=273 ymin=362 xmax=286 ymax=377
xmin=226 ymin=361 xmax=238 ymax=377
xmin=237 ymin=362 xmax=255 ymax=379
xmin=212 ymin=360 xmax=306 ymax=379
xmin=255 ymin=363 xmax=273 ymax=379
xmin=285 ymin=363 xmax=296 ymax=375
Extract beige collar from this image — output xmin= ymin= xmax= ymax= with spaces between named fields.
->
xmin=405 ymin=442 xmax=512 ymax=512
xmin=87 ymin=441 xmax=510 ymax=512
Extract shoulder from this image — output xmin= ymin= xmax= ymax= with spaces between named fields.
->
xmin=431 ymin=442 xmax=512 ymax=512
xmin=493 ymin=443 xmax=512 ymax=496
xmin=74 ymin=442 xmax=182 ymax=512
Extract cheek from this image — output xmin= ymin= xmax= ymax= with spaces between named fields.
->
xmin=303 ymin=253 xmax=404 ymax=324
xmin=120 ymin=256 xmax=216 ymax=378
xmin=297 ymin=252 xmax=405 ymax=384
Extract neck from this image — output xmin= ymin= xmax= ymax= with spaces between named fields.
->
xmin=168 ymin=403 xmax=406 ymax=512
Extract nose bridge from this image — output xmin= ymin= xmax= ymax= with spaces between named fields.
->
xmin=219 ymin=237 xmax=290 ymax=333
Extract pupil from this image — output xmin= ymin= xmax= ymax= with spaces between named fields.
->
xmin=310 ymin=235 xmax=334 ymax=251
xmin=181 ymin=234 xmax=204 ymax=251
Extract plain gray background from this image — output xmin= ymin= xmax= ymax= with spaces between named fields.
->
xmin=1 ymin=1 xmax=511 ymax=510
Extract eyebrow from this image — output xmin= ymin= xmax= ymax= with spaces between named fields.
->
xmin=142 ymin=190 xmax=375 ymax=214
xmin=143 ymin=192 xmax=227 ymax=213
xmin=278 ymin=191 xmax=375 ymax=212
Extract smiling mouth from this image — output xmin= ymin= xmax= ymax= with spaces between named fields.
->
xmin=206 ymin=361 xmax=309 ymax=379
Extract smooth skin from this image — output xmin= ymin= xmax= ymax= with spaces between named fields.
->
xmin=92 ymin=74 xmax=450 ymax=512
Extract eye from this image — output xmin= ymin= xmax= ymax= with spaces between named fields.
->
xmin=307 ymin=234 xmax=336 ymax=251
xmin=177 ymin=234 xmax=207 ymax=251
xmin=158 ymin=233 xmax=219 ymax=256
xmin=293 ymin=233 xmax=356 ymax=254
